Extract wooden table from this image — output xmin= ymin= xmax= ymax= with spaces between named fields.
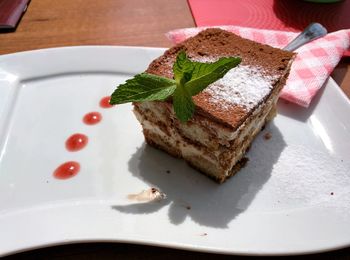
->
xmin=1 ymin=0 xmax=349 ymax=259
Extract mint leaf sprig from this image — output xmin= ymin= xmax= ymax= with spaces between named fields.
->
xmin=110 ymin=51 xmax=241 ymax=122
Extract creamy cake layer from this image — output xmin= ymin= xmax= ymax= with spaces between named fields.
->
xmin=134 ymin=98 xmax=276 ymax=182
xmin=133 ymin=80 xmax=280 ymax=182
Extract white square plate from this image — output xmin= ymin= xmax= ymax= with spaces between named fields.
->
xmin=0 ymin=46 xmax=350 ymax=256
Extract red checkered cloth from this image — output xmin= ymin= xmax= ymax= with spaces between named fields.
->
xmin=166 ymin=26 xmax=350 ymax=107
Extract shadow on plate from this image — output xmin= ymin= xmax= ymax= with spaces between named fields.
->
xmin=112 ymin=122 xmax=286 ymax=228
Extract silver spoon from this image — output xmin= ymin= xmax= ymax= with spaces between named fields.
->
xmin=283 ymin=23 xmax=327 ymax=51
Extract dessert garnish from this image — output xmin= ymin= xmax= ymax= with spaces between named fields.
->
xmin=110 ymin=51 xmax=241 ymax=122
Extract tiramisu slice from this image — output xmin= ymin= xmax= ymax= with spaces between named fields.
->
xmin=118 ymin=28 xmax=295 ymax=183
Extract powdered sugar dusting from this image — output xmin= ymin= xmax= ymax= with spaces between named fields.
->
xmin=191 ymin=56 xmax=218 ymax=63
xmin=205 ymin=65 xmax=278 ymax=110
xmin=191 ymin=56 xmax=278 ymax=110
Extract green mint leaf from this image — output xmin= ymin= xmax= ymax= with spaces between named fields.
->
xmin=173 ymin=51 xmax=194 ymax=84
xmin=172 ymin=83 xmax=195 ymax=122
xmin=185 ymin=56 xmax=241 ymax=96
xmin=110 ymin=51 xmax=241 ymax=122
xmin=110 ymin=73 xmax=176 ymax=104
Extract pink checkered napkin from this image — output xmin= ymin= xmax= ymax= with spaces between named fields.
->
xmin=166 ymin=26 xmax=350 ymax=107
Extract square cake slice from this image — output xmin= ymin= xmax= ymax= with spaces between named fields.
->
xmin=133 ymin=28 xmax=295 ymax=183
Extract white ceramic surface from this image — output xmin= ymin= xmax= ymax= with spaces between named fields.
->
xmin=0 ymin=46 xmax=349 ymax=257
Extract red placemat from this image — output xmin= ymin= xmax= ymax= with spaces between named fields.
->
xmin=188 ymin=0 xmax=350 ymax=55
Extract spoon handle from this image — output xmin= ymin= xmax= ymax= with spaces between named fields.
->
xmin=283 ymin=23 xmax=327 ymax=52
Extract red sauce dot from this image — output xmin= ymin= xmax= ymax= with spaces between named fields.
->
xmin=66 ymin=133 xmax=88 ymax=152
xmin=100 ymin=96 xmax=114 ymax=108
xmin=54 ymin=161 xmax=80 ymax=179
xmin=83 ymin=112 xmax=102 ymax=125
